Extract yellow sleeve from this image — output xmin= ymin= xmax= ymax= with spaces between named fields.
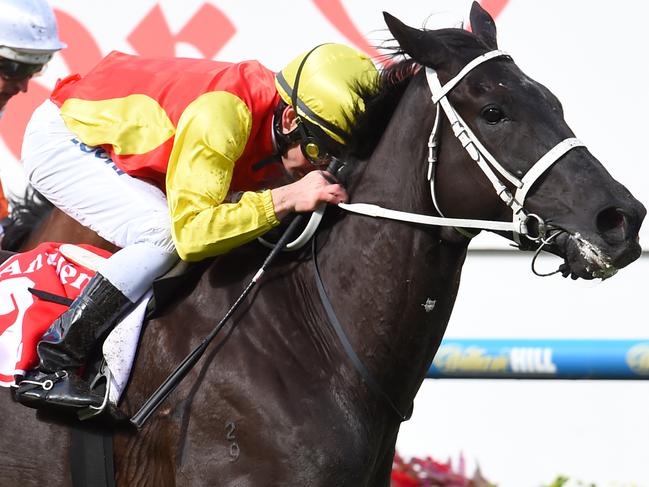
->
xmin=166 ymin=91 xmax=280 ymax=262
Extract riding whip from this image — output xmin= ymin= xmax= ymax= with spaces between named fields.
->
xmin=130 ymin=158 xmax=343 ymax=429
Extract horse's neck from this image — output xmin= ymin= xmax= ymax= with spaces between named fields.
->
xmin=312 ymin=77 xmax=470 ymax=413
xmin=316 ymin=210 xmax=468 ymax=410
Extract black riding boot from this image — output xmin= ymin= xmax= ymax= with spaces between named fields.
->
xmin=15 ymin=273 xmax=132 ymax=411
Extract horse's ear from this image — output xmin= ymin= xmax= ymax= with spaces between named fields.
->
xmin=469 ymin=1 xmax=498 ymax=49
xmin=383 ymin=12 xmax=446 ymax=68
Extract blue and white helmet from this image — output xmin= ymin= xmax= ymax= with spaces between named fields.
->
xmin=0 ymin=0 xmax=66 ymax=65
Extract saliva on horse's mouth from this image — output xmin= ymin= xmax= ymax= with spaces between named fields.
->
xmin=535 ymin=231 xmax=617 ymax=281
xmin=556 ymin=234 xmax=618 ymax=281
xmin=558 ymin=262 xmax=618 ymax=281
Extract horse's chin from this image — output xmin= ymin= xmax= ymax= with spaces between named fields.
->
xmin=554 ymin=233 xmax=619 ymax=281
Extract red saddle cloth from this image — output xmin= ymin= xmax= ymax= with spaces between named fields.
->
xmin=0 ymin=242 xmax=112 ymax=386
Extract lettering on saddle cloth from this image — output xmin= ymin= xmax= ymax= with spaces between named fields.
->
xmin=0 ymin=243 xmax=107 ymax=386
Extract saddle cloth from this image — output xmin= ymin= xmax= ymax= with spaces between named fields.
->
xmin=0 ymin=242 xmax=147 ymax=404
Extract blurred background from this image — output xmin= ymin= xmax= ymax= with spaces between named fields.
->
xmin=1 ymin=1 xmax=647 ymax=485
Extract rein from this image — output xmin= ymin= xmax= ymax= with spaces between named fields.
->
xmin=311 ymin=235 xmax=413 ymax=422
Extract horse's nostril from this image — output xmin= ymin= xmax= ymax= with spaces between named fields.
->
xmin=597 ymin=207 xmax=625 ymax=232
xmin=596 ymin=207 xmax=627 ymax=242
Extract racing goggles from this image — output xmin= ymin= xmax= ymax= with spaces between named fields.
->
xmin=297 ymin=121 xmax=333 ymax=167
xmin=0 ymin=58 xmax=44 ymax=80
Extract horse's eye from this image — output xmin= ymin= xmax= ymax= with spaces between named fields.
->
xmin=481 ymin=105 xmax=505 ymax=124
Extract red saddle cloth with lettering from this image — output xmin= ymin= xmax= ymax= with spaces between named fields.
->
xmin=0 ymin=242 xmax=112 ymax=386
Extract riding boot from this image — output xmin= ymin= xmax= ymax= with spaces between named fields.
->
xmin=15 ymin=273 xmax=132 ymax=411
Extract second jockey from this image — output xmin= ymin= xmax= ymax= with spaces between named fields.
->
xmin=0 ymin=0 xmax=65 ymax=219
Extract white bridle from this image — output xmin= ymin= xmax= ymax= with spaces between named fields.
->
xmin=268 ymin=50 xmax=586 ymax=251
xmin=340 ymin=50 xmax=585 ymax=243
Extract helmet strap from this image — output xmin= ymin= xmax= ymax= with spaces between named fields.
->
xmin=288 ymin=45 xmax=331 ymax=165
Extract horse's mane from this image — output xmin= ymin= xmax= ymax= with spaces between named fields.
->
xmin=344 ymin=53 xmax=419 ymax=161
xmin=1 ymin=188 xmax=53 ymax=251
xmin=343 ymin=29 xmax=489 ymax=162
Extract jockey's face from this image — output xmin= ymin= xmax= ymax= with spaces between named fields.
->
xmin=279 ymin=106 xmax=317 ymax=180
xmin=0 ymin=57 xmax=35 ymax=112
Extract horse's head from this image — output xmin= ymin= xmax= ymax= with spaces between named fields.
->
xmin=381 ymin=2 xmax=645 ymax=280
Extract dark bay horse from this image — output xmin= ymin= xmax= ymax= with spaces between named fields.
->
xmin=0 ymin=4 xmax=645 ymax=486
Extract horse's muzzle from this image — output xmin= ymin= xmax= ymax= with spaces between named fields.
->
xmin=595 ymin=201 xmax=646 ymax=269
xmin=553 ymin=197 xmax=645 ymax=280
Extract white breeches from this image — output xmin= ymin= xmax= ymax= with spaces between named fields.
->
xmin=21 ymin=100 xmax=178 ymax=301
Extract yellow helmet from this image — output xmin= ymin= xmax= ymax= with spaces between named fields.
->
xmin=275 ymin=43 xmax=378 ymax=146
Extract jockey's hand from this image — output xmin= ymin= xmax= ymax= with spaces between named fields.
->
xmin=271 ymin=170 xmax=348 ymax=219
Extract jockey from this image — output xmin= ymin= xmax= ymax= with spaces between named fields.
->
xmin=15 ymin=44 xmax=378 ymax=411
xmin=0 ymin=0 xmax=65 ymax=218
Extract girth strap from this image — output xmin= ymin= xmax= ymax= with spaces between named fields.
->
xmin=70 ymin=425 xmax=115 ymax=487
xmin=312 ymin=236 xmax=413 ymax=422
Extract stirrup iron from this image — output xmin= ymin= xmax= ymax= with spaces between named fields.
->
xmin=78 ymin=360 xmax=112 ymax=421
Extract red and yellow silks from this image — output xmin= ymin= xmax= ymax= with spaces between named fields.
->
xmin=51 ymin=52 xmax=285 ymax=260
